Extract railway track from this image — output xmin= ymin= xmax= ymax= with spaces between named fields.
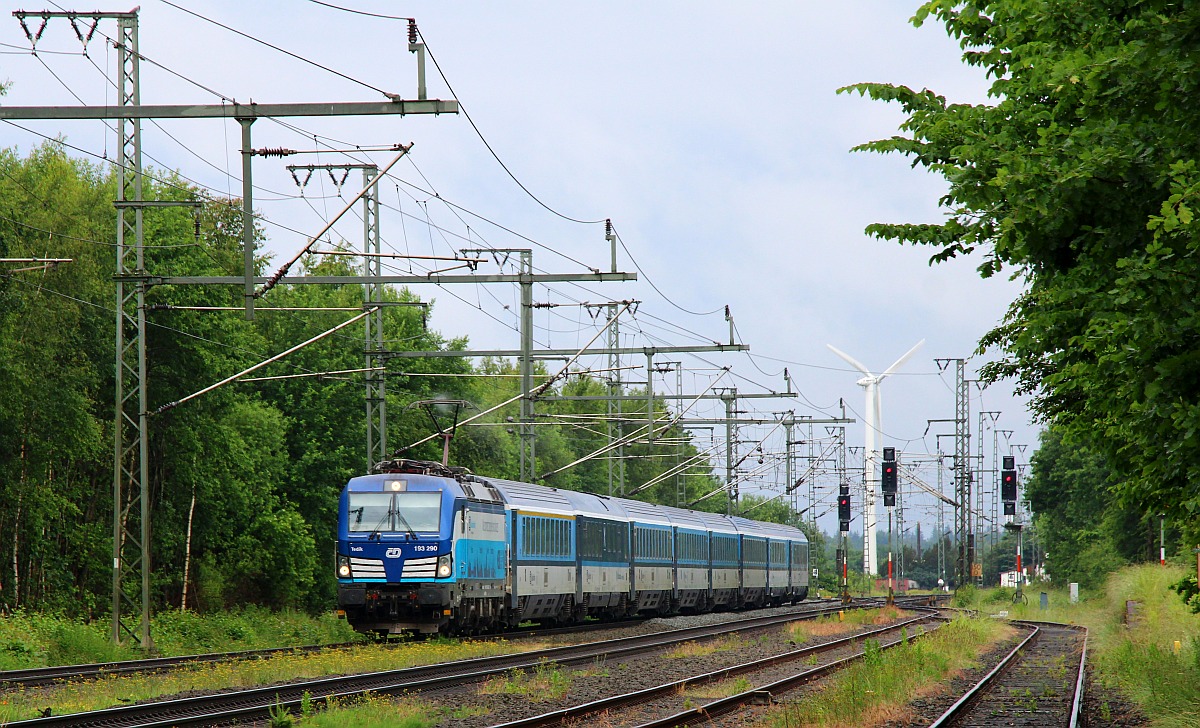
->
xmin=4 ymin=600 xmax=861 ymax=727
xmin=491 ymin=608 xmax=945 ymax=727
xmin=927 ymin=620 xmax=1087 ymax=728
xmin=589 ymin=612 xmax=1085 ymax=728
xmin=0 ymin=615 xmax=658 ymax=690
xmin=0 ymin=641 xmax=365 ymax=690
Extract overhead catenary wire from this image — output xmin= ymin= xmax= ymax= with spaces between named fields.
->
xmin=256 ymin=146 xmax=412 ymax=299
xmin=415 ymin=28 xmax=605 ymax=226
xmin=625 ymin=439 xmax=725 ymax=496
xmin=2 ymin=11 xmax=844 ymax=503
xmin=9 ymin=38 xmax=729 ymax=414
xmin=536 ymin=365 xmax=729 ymax=481
xmin=0 ymin=272 xmax=354 ymax=383
xmin=1 ymin=119 xmax=333 ymax=245
xmin=303 ymin=0 xmax=411 ymax=21
xmin=157 ymin=0 xmax=393 ymax=98
xmin=7 ymin=10 xmax=768 ymax=374
xmin=399 ymin=301 xmax=633 ymax=454
xmin=153 ymin=309 xmax=373 ymax=414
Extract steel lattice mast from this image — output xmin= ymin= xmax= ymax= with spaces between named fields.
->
xmin=954 ymin=359 xmax=971 ymax=588
xmin=110 ymin=9 xmax=151 ymax=649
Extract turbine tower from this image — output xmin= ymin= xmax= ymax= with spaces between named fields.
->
xmin=826 ymin=340 xmax=925 ymax=577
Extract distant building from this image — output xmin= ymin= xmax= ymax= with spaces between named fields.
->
xmin=874 ymin=578 xmax=920 ymax=592
xmin=1000 ymin=569 xmax=1031 ymax=588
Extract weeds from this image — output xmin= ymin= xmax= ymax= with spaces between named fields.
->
xmin=663 ymin=634 xmax=746 ymax=659
xmin=761 ymin=616 xmax=1011 ymax=727
xmin=787 ymin=606 xmax=907 ymax=643
xmin=685 ymin=675 xmax=755 ymax=700
xmin=268 ymin=695 xmax=294 ymax=728
xmin=294 ymin=693 xmax=430 ymax=727
xmin=479 ymin=659 xmax=572 ymax=701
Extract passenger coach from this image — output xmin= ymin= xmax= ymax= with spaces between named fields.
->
xmin=336 ymin=459 xmax=809 ymax=635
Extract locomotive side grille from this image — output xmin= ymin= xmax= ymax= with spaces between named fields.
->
xmin=349 ymin=557 xmax=386 ymax=579
xmin=402 ymin=555 xmax=438 ymax=579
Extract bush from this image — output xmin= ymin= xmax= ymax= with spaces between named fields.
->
xmin=0 ymin=608 xmax=360 ymax=668
xmin=985 ymin=587 xmax=1016 ymax=604
xmin=152 ymin=606 xmax=359 ymax=655
xmin=952 ymin=584 xmax=977 ymax=608
xmin=0 ymin=611 xmax=136 ymax=670
xmin=1169 ymin=574 xmax=1200 ymax=614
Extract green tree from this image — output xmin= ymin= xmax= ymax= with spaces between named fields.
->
xmin=1023 ymin=425 xmax=1157 ymax=587
xmin=0 ymin=144 xmax=113 ymax=613
xmin=844 ymin=2 xmax=1200 ymax=547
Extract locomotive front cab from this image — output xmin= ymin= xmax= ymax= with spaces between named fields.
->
xmin=336 ymin=473 xmax=458 ymax=634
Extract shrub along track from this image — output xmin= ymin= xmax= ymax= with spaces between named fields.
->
xmin=3 ymin=599 xmax=871 ymax=727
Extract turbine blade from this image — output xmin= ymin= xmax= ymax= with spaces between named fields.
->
xmin=879 ymin=339 xmax=926 ymax=380
xmin=827 ymin=344 xmax=872 ymax=376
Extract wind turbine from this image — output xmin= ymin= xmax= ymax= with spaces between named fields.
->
xmin=826 ymin=340 xmax=925 ymax=577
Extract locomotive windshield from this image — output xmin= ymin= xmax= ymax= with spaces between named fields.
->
xmin=348 ymin=492 xmax=442 ymax=533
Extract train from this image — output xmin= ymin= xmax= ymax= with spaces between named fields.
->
xmin=335 ymin=459 xmax=810 ymax=635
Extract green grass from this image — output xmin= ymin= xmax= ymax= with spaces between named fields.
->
xmin=151 ymin=607 xmax=361 ymax=655
xmin=1086 ymin=565 xmax=1200 ymax=728
xmin=0 ymin=607 xmax=362 ymax=672
xmin=289 ymin=693 xmax=432 ymax=728
xmin=936 ymin=566 xmax=1200 ymax=727
xmin=0 ymin=611 xmax=140 ymax=669
xmin=762 ymin=616 xmax=1012 ymax=727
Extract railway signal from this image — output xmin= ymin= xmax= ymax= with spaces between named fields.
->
xmin=881 ymin=447 xmax=897 ymax=507
xmin=1002 ymin=455 xmax=1017 ymax=515
xmin=838 ymin=486 xmax=851 ymax=531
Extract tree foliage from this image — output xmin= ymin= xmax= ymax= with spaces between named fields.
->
xmin=845 ymin=2 xmax=1200 ymax=545
xmin=1023 ymin=425 xmax=1161 ymax=587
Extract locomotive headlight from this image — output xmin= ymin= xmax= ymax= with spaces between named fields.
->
xmin=337 ymin=554 xmax=351 ymax=578
xmin=437 ymin=554 xmax=452 ymax=578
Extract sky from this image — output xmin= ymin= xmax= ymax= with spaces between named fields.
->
xmin=0 ymin=1 xmax=1039 ymax=549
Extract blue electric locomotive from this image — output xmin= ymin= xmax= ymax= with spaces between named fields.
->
xmin=335 ymin=459 xmax=809 ymax=636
